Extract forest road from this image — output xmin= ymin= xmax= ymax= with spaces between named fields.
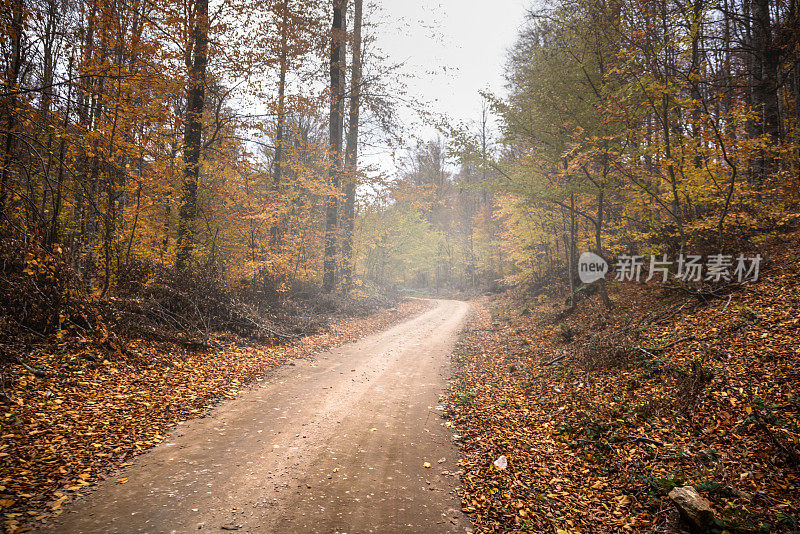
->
xmin=40 ymin=299 xmax=474 ymax=534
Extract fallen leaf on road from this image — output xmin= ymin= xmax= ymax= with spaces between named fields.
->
xmin=493 ymin=455 xmax=507 ymax=470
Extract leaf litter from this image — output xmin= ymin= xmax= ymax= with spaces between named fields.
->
xmin=446 ymin=237 xmax=800 ymax=533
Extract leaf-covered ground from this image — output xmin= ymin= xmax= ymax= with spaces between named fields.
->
xmin=447 ymin=241 xmax=799 ymax=533
xmin=0 ymin=299 xmax=430 ymax=534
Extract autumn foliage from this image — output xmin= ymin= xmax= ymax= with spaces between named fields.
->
xmin=0 ymin=0 xmax=798 ymax=531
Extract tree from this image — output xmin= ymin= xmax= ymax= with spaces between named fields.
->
xmin=322 ymin=0 xmax=347 ymax=293
xmin=341 ymin=0 xmax=363 ymax=291
xmin=176 ymin=0 xmax=210 ymax=272
xmin=0 ymin=0 xmax=24 ymax=213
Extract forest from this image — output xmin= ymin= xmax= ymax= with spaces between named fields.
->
xmin=0 ymin=0 xmax=798 ymax=532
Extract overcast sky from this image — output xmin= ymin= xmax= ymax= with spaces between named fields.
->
xmin=364 ymin=0 xmax=531 ymax=175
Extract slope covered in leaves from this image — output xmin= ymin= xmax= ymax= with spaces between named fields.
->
xmin=0 ymin=299 xmax=430 ymax=534
xmin=447 ymin=239 xmax=799 ymax=533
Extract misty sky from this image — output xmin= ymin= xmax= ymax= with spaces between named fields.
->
xmin=365 ymin=0 xmax=531 ymax=175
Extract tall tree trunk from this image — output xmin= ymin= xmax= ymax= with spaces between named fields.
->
xmin=795 ymin=55 xmax=800 ymax=186
xmin=747 ymin=0 xmax=780 ymax=195
xmin=0 ymin=0 xmax=24 ymax=214
xmin=567 ymin=193 xmax=576 ymax=309
xmin=271 ymin=0 xmax=289 ymax=249
xmin=101 ymin=72 xmax=123 ymax=296
xmin=176 ymin=0 xmax=209 ymax=272
xmin=322 ymin=0 xmax=347 ymax=292
xmin=341 ymin=0 xmax=363 ymax=291
xmin=72 ymin=0 xmax=98 ymax=277
xmin=39 ymin=0 xmax=57 ymax=114
xmin=689 ymin=0 xmax=704 ymax=168
xmin=752 ymin=0 xmax=781 ymax=144
xmin=51 ymin=58 xmax=73 ymax=243
xmin=83 ymin=75 xmax=104 ymax=289
xmin=39 ymin=0 xmax=59 ymax=238
xmin=596 ymin=155 xmax=612 ymax=308
xmin=661 ymin=0 xmax=685 ymax=255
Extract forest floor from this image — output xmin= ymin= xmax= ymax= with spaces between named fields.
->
xmin=0 ymin=298 xmax=435 ymax=533
xmin=447 ymin=235 xmax=800 ymax=533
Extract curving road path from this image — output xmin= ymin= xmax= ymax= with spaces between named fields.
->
xmin=40 ymin=299 xmax=474 ymax=534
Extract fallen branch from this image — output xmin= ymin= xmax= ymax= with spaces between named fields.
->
xmin=14 ymin=355 xmax=47 ymax=377
xmin=721 ymin=294 xmax=733 ymax=312
xmin=643 ymin=301 xmax=688 ymax=325
xmin=753 ymin=410 xmax=799 ymax=468
xmin=544 ymin=352 xmax=570 ymax=366
xmin=624 ymin=434 xmax=664 ymax=446
xmin=0 ymin=374 xmax=12 ymax=403
xmin=636 ymin=346 xmax=657 ymax=359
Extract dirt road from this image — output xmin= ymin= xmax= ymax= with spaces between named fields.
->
xmin=40 ymin=299 xmax=473 ymax=534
